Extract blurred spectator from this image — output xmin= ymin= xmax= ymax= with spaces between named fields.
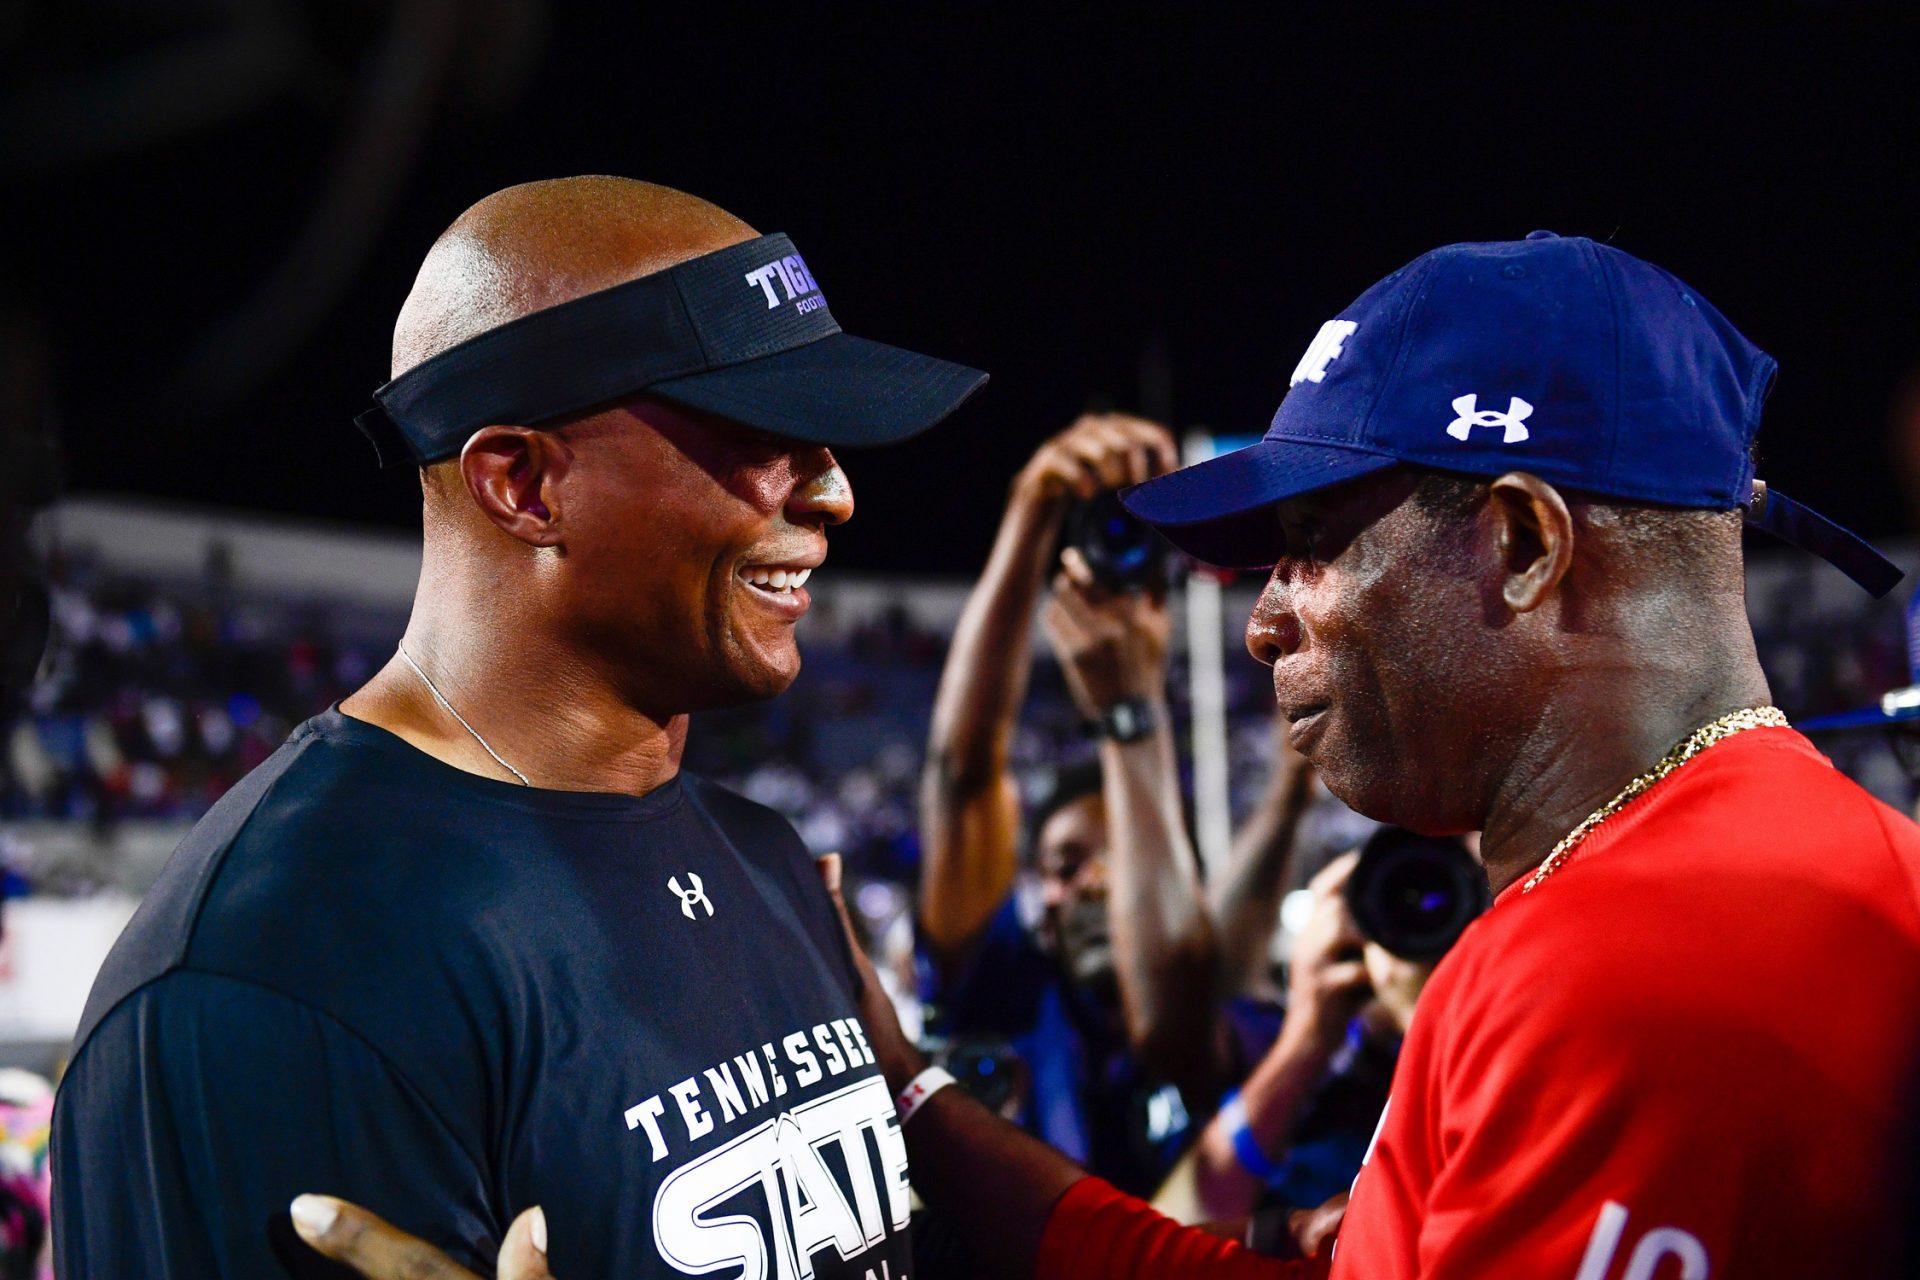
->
xmin=914 ymin=414 xmax=1243 ymax=1196
xmin=0 ymin=547 xmax=383 ymax=824
xmin=1798 ymin=589 xmax=1920 ymax=821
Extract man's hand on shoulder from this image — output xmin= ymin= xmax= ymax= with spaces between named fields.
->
xmin=292 ymin=1195 xmax=552 ymax=1280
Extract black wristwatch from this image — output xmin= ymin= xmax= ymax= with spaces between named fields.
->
xmin=1095 ymin=696 xmax=1159 ymax=743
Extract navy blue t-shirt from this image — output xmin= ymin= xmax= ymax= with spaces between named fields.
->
xmin=52 ymin=709 xmax=912 ymax=1280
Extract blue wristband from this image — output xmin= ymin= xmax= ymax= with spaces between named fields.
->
xmin=1219 ymin=1088 xmax=1284 ymax=1182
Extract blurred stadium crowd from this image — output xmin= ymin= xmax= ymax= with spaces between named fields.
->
xmin=4 ymin=512 xmax=1910 ymax=855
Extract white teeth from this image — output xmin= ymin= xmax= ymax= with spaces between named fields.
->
xmin=740 ymin=565 xmax=815 ymax=593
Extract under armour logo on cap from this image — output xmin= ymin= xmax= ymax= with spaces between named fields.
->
xmin=668 ymin=873 xmax=715 ymax=919
xmin=1289 ymin=320 xmax=1359 ymax=387
xmin=1446 ymin=393 xmax=1533 ymax=444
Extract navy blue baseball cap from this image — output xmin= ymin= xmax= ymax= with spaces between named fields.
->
xmin=1123 ymin=231 xmax=1901 ymax=597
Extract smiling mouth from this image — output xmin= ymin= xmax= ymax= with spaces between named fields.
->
xmin=738 ymin=564 xmax=815 ymax=597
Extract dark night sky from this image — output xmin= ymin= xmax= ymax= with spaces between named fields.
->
xmin=10 ymin=4 xmax=1920 ymax=572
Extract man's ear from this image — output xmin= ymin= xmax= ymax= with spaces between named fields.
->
xmin=1486 ymin=472 xmax=1574 ymax=613
xmin=459 ymin=426 xmax=569 ymax=547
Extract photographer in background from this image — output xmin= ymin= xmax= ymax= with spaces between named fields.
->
xmin=919 ymin=413 xmax=1222 ymax=1193
xmin=920 ymin=414 xmax=1329 ymax=1194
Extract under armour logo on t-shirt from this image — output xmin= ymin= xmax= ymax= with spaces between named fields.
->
xmin=668 ymin=873 xmax=715 ymax=919
xmin=1446 ymin=393 xmax=1533 ymax=444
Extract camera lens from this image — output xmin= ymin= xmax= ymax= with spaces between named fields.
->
xmin=1344 ymin=828 xmax=1490 ymax=961
xmin=1064 ymin=491 xmax=1171 ymax=591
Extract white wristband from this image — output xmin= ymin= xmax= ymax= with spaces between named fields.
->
xmin=895 ymin=1066 xmax=957 ymax=1127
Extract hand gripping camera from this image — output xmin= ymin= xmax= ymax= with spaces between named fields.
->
xmin=1062 ymin=491 xmax=1175 ymax=592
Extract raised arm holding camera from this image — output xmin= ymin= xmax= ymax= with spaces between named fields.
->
xmin=918 ymin=412 xmax=1180 ymax=969
xmin=1040 ymin=544 xmax=1220 ymax=1095
xmin=919 ymin=413 xmax=1233 ymax=1190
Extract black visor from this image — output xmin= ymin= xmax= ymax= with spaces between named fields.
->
xmin=356 ymin=233 xmax=988 ymax=467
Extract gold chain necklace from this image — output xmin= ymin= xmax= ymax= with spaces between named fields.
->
xmin=1519 ymin=706 xmax=1788 ymax=894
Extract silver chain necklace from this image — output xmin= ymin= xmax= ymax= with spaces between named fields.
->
xmin=395 ymin=642 xmax=532 ymax=786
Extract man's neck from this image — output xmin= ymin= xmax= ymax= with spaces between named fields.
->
xmin=1477 ymin=657 xmax=1772 ymax=896
xmin=341 ymin=616 xmax=688 ymax=798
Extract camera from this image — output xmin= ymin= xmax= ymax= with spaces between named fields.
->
xmin=1063 ymin=490 xmax=1174 ymax=592
xmin=1344 ymin=827 xmax=1490 ymax=961
xmin=934 ymin=1036 xmax=1027 ymax=1116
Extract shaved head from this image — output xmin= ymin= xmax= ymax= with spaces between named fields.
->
xmin=348 ymin=173 xmax=857 ymax=795
xmin=393 ymin=176 xmax=757 ymax=377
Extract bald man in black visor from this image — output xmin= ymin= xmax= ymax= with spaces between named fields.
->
xmin=52 ymin=176 xmax=986 ymax=1280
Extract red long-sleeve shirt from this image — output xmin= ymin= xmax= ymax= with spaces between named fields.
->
xmin=1038 ymin=727 xmax=1920 ymax=1278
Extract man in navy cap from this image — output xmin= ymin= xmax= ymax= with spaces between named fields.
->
xmin=1086 ymin=231 xmax=1920 ymax=1280
xmin=52 ymin=176 xmax=986 ymax=1279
